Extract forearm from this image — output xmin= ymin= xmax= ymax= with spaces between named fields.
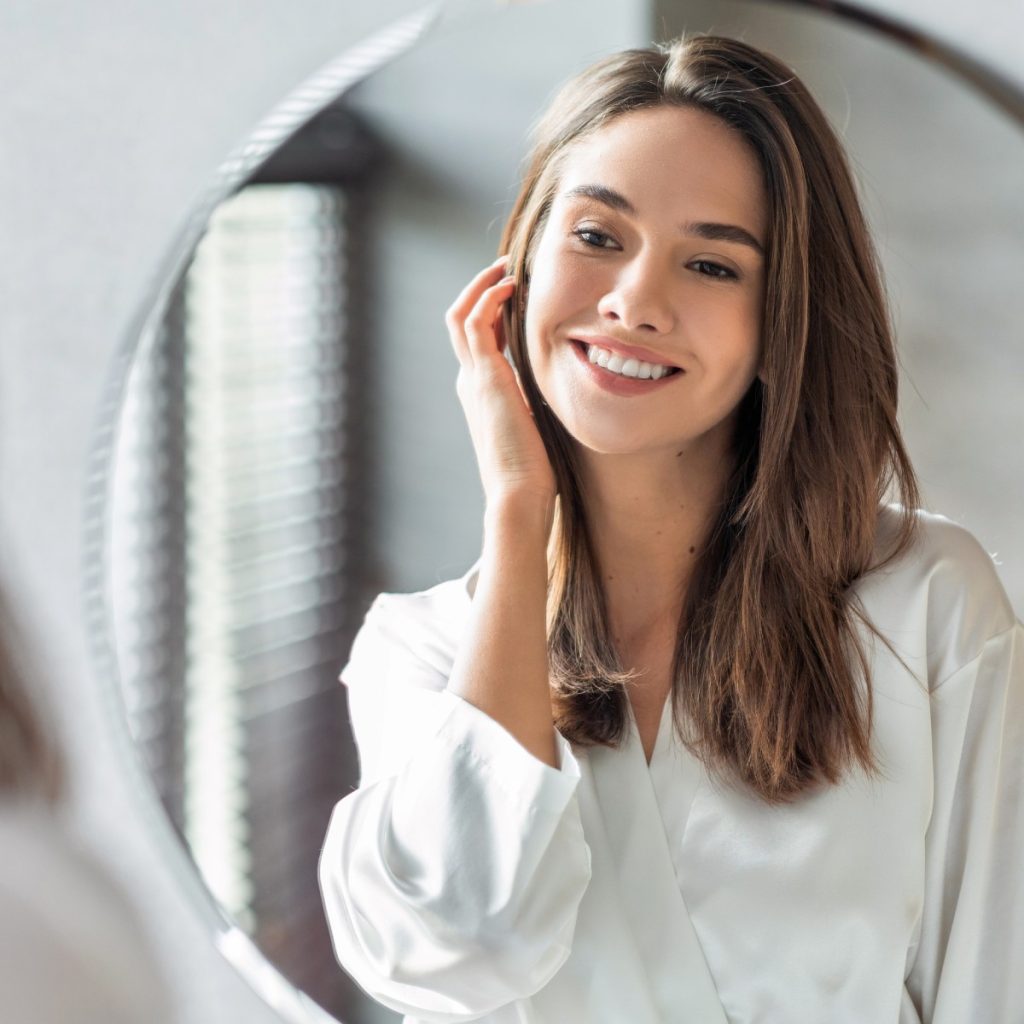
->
xmin=446 ymin=497 xmax=559 ymax=769
xmin=319 ymin=687 xmax=588 ymax=1021
xmin=320 ymin=497 xmax=591 ymax=1017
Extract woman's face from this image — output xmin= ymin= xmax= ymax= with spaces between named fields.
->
xmin=524 ymin=104 xmax=767 ymax=458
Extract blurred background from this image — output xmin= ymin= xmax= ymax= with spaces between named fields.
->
xmin=1 ymin=1 xmax=1022 ymax=1023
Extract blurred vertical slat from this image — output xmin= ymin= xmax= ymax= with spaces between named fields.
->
xmin=115 ymin=169 xmax=377 ymax=1019
xmin=181 ymin=183 xmax=359 ymax=1011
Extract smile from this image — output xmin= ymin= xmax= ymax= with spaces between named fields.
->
xmin=570 ymin=341 xmax=684 ymax=397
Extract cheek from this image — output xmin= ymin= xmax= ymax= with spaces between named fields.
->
xmin=686 ymin=298 xmax=762 ymax=388
xmin=688 ymin=292 xmax=760 ymax=350
xmin=526 ymin=234 xmax=561 ymax=299
xmin=527 ymin=243 xmax=601 ymax=326
xmin=524 ymin=242 xmax=568 ymax=337
xmin=717 ymin=277 xmax=762 ymax=332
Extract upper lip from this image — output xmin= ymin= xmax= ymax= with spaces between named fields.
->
xmin=573 ymin=335 xmax=682 ymax=370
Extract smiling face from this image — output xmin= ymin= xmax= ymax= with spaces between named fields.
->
xmin=523 ymin=104 xmax=768 ymax=460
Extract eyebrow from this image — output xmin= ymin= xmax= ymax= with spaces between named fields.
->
xmin=561 ymin=183 xmax=765 ymax=257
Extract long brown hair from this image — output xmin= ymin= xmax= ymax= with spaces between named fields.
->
xmin=497 ymin=33 xmax=922 ymax=804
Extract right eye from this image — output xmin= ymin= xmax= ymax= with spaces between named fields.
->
xmin=571 ymin=227 xmax=616 ymax=248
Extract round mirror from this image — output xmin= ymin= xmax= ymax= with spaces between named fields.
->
xmin=89 ymin=1 xmax=1024 ymax=1021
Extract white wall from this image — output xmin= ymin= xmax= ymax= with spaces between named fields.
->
xmin=0 ymin=2 xmax=1021 ymax=1023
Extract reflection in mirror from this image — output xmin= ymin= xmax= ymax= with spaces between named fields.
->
xmin=104 ymin=1 xmax=1023 ymax=1022
xmin=110 ymin=107 xmax=383 ymax=1017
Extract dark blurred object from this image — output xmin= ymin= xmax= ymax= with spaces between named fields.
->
xmin=0 ymin=583 xmax=64 ymax=802
xmin=248 ymin=103 xmax=384 ymax=186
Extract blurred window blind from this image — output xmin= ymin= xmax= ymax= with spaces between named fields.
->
xmin=184 ymin=183 xmax=353 ymax=929
xmin=113 ymin=181 xmax=366 ymax=1016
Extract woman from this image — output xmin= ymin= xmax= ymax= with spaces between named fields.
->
xmin=319 ymin=34 xmax=1023 ymax=1023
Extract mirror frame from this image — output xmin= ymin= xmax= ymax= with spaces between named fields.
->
xmin=79 ymin=1 xmax=1024 ymax=1021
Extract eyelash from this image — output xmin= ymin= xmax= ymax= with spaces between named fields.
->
xmin=570 ymin=227 xmax=738 ymax=281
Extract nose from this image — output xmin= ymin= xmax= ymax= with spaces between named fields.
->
xmin=596 ymin=253 xmax=675 ymax=334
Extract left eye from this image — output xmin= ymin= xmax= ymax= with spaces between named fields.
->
xmin=692 ymin=260 xmax=736 ymax=279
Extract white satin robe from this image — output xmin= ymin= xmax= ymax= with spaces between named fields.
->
xmin=319 ymin=507 xmax=1024 ymax=1023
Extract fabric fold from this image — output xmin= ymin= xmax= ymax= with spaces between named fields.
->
xmin=319 ymin=687 xmax=592 ymax=1022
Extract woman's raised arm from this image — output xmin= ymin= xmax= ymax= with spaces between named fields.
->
xmin=317 ymin=512 xmax=591 ymax=1021
xmin=318 ymin=258 xmax=589 ymax=1021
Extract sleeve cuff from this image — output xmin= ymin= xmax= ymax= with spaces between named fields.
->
xmin=432 ymin=689 xmax=582 ymax=816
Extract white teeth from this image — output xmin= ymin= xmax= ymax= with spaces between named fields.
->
xmin=585 ymin=343 xmax=674 ymax=380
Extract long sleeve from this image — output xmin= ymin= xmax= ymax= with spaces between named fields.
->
xmin=904 ymin=619 xmax=1024 ymax=1021
xmin=318 ymin=593 xmax=593 ymax=1023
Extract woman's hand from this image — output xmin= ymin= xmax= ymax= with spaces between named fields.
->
xmin=446 ymin=255 xmax=558 ymax=517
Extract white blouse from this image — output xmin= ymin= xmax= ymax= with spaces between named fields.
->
xmin=318 ymin=506 xmax=1024 ymax=1023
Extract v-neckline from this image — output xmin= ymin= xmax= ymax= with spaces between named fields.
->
xmin=585 ymin=691 xmax=729 ymax=1022
xmin=627 ymin=691 xmax=673 ymax=769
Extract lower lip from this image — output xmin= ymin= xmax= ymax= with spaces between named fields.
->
xmin=570 ymin=341 xmax=684 ymax=397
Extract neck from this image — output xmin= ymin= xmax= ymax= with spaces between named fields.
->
xmin=577 ymin=438 xmax=733 ymax=648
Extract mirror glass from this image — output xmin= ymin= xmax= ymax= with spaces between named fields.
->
xmin=101 ymin=1 xmax=1024 ymax=1021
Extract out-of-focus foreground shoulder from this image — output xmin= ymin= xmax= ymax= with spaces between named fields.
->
xmin=0 ymin=801 xmax=175 ymax=1024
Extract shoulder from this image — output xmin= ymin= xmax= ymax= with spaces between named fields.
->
xmin=0 ymin=801 xmax=172 ymax=1023
xmin=0 ymin=802 xmax=120 ymax=911
xmin=872 ymin=504 xmax=1015 ymax=624
xmin=856 ymin=504 xmax=1018 ymax=688
xmin=342 ymin=558 xmax=480 ymax=690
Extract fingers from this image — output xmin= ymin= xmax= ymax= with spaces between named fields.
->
xmin=464 ymin=277 xmax=515 ymax=368
xmin=446 ymin=255 xmax=514 ymax=368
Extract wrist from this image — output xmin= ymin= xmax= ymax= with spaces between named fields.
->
xmin=485 ymin=493 xmax=556 ymax=545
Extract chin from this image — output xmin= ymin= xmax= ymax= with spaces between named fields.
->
xmin=561 ymin=420 xmax=665 ymax=456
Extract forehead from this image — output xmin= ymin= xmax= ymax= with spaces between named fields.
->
xmin=554 ymin=105 xmax=766 ymax=235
